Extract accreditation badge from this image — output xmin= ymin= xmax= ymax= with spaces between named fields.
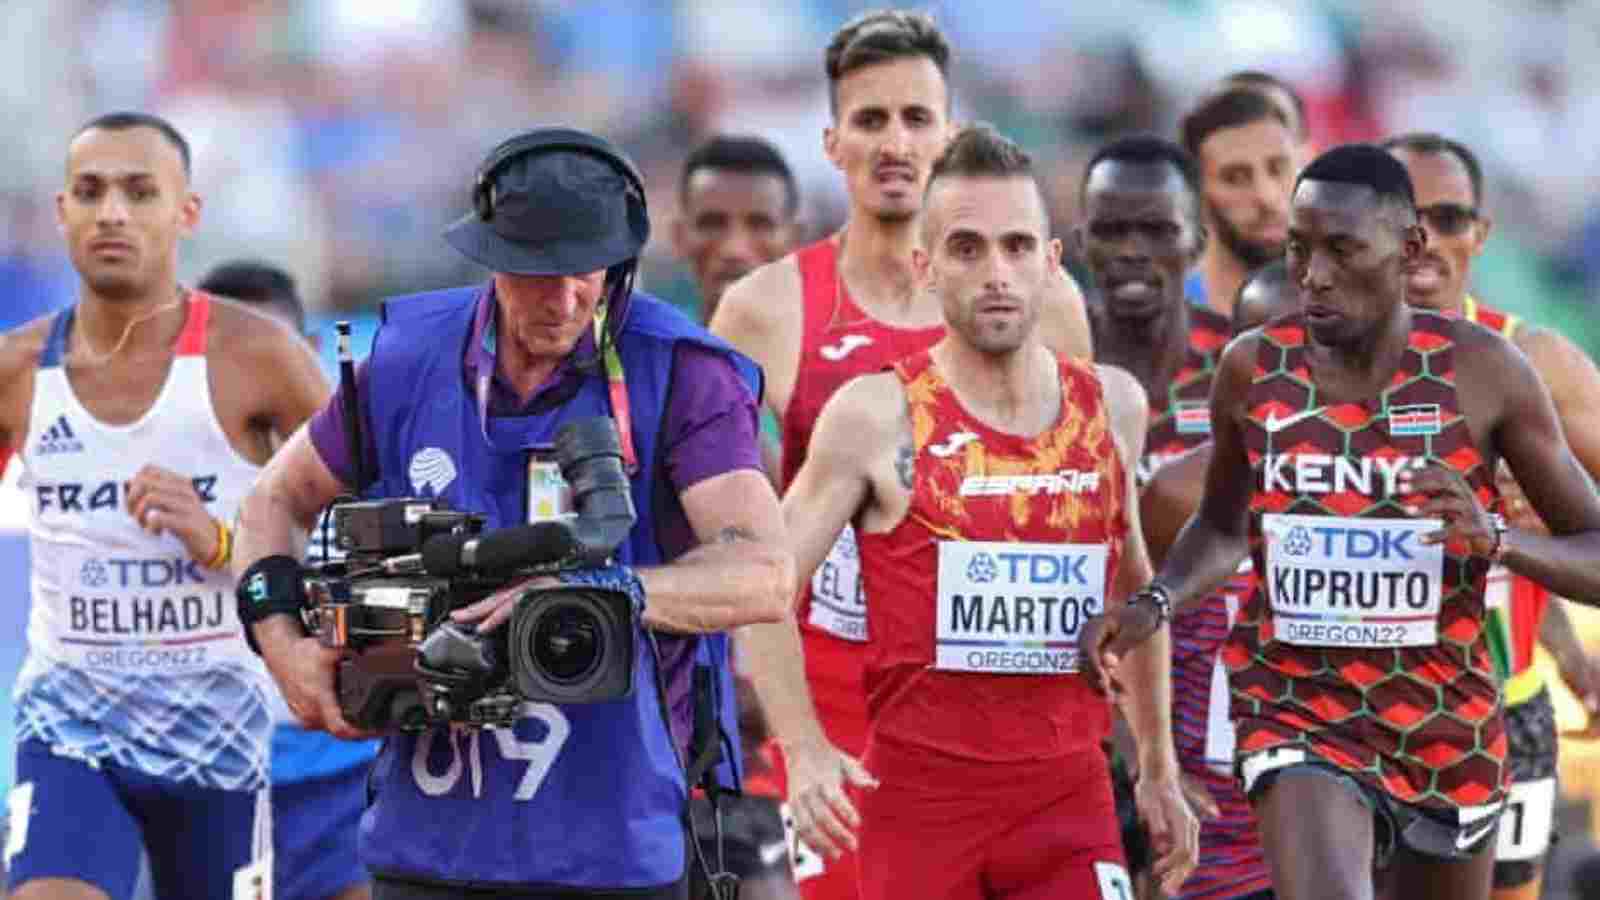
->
xmin=525 ymin=445 xmax=574 ymax=524
xmin=934 ymin=541 xmax=1108 ymax=674
xmin=1263 ymin=513 xmax=1444 ymax=648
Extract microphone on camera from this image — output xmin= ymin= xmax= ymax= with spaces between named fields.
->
xmin=418 ymin=522 xmax=577 ymax=577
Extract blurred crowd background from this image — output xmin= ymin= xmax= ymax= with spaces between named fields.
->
xmin=6 ymin=0 xmax=1600 ymax=350
xmin=7 ymin=0 xmax=1600 ymax=896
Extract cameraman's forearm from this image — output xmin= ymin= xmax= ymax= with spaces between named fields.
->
xmin=1121 ymin=624 xmax=1179 ymax=781
xmin=638 ymin=538 xmax=793 ymax=633
xmin=233 ymin=432 xmax=344 ymax=574
xmin=250 ymin=614 xmax=305 ymax=657
xmin=232 ymin=486 xmax=310 ymax=576
xmin=740 ymin=618 xmax=831 ymax=749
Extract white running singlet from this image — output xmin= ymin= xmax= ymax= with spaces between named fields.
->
xmin=14 ymin=294 xmax=271 ymax=790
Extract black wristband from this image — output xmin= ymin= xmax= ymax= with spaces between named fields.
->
xmin=236 ymin=554 xmax=308 ymax=655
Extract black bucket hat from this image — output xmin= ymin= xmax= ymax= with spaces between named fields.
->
xmin=444 ymin=129 xmax=649 ymax=276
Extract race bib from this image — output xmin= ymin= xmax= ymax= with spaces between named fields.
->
xmin=1202 ymin=589 xmax=1243 ymax=774
xmin=934 ymin=541 xmax=1107 ymax=674
xmin=1263 ymin=513 xmax=1443 ymax=648
xmin=53 ymin=547 xmax=238 ymax=672
xmin=1496 ymin=776 xmax=1555 ymax=861
xmin=807 ymin=525 xmax=867 ymax=642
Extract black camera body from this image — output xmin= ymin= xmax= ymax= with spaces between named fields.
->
xmin=301 ymin=417 xmax=639 ymax=732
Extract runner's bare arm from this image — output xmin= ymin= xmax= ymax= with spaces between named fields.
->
xmin=1140 ymin=446 xmax=1212 ymax=568
xmin=1152 ymin=334 xmax=1256 ymax=609
xmin=250 ymin=320 xmax=331 ymax=443
xmin=709 ymin=258 xmax=803 ymax=421
xmin=1101 ymin=364 xmax=1198 ymax=894
xmin=1518 ymin=326 xmax=1600 ymax=485
xmin=0 ymin=322 xmax=48 ymax=452
xmin=741 ymin=373 xmax=896 ymax=748
xmin=1446 ymin=329 xmax=1600 ymax=600
xmin=1038 ymin=265 xmax=1094 ymax=361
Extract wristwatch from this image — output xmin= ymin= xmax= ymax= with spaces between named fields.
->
xmin=1128 ymin=583 xmax=1172 ymax=628
xmin=1488 ymin=512 xmax=1510 ymax=563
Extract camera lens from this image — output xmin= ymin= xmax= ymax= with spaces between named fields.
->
xmin=529 ymin=604 xmax=603 ymax=684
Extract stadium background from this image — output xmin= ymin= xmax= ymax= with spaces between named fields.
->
xmin=3 ymin=0 xmax=1600 ymax=895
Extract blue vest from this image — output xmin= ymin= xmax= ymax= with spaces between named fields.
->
xmin=357 ymin=285 xmax=757 ymax=889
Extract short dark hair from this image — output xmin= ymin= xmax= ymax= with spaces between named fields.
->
xmin=1231 ymin=259 xmax=1292 ymax=336
xmin=1295 ymin=144 xmax=1416 ymax=218
xmin=922 ymin=124 xmax=1042 ymax=243
xmin=1081 ymin=135 xmax=1201 ymax=209
xmin=74 ymin=111 xmax=192 ymax=176
xmin=679 ymin=135 xmax=799 ymax=216
xmin=198 ymin=260 xmax=305 ymax=334
xmin=1180 ymin=88 xmax=1290 ymax=163
xmin=929 ymin=123 xmax=1034 ymax=185
xmin=824 ymin=9 xmax=951 ymax=117
xmin=1379 ymin=132 xmax=1484 ymax=207
xmin=1222 ymin=71 xmax=1309 ymax=139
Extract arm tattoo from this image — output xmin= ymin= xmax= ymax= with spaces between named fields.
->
xmin=717 ymin=525 xmax=757 ymax=544
xmin=896 ymin=442 xmax=915 ymax=490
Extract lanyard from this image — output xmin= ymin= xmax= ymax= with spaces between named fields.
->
xmin=475 ymin=300 xmax=640 ymax=475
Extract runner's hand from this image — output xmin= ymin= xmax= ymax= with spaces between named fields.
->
xmin=126 ymin=464 xmax=221 ymax=563
xmin=1179 ymin=771 xmax=1221 ymax=821
xmin=1080 ymin=601 xmax=1163 ymax=697
xmin=1403 ymin=462 xmax=1496 ymax=556
xmin=1556 ymin=650 xmax=1600 ymax=739
xmin=783 ymin=737 xmax=879 ymax=859
xmin=1495 ymin=462 xmax=1547 ymax=536
xmin=1137 ymin=771 xmax=1199 ymax=895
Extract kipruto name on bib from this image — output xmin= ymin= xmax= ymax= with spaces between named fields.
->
xmin=1258 ymin=454 xmax=1422 ymax=496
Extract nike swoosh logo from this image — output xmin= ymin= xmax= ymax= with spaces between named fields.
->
xmin=819 ymin=334 xmax=874 ymax=361
xmin=1456 ymin=819 xmax=1496 ymax=852
xmin=928 ymin=431 xmax=980 ymax=457
xmin=1264 ymin=406 xmax=1326 ymax=434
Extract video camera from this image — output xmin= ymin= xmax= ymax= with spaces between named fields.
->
xmin=300 ymin=417 xmax=639 ymax=732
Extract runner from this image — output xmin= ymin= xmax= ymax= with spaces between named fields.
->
xmin=0 ymin=112 xmax=327 ymax=900
xmin=779 ymin=123 xmax=1196 ymax=900
xmin=1088 ymin=144 xmax=1600 ymax=900
xmin=1140 ymin=259 xmax=1297 ymax=900
xmin=710 ymin=11 xmax=1093 ymax=896
xmin=1383 ymin=132 xmax=1600 ymax=900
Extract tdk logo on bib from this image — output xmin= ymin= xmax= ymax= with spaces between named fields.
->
xmin=934 ymin=541 xmax=1108 ymax=674
xmin=1264 ymin=512 xmax=1443 ymax=648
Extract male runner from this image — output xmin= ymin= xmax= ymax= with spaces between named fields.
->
xmin=1089 ymin=144 xmax=1600 ymax=900
xmin=0 ymin=113 xmax=327 ymax=899
xmin=198 ymin=260 xmax=373 ymax=900
xmin=1383 ymin=132 xmax=1600 ymax=900
xmin=1217 ymin=72 xmax=1314 ymax=163
xmin=781 ymin=123 xmax=1195 ymax=900
xmin=1180 ymin=89 xmax=1297 ymax=316
xmin=1138 ymin=259 xmax=1297 ymax=900
xmin=1078 ymin=135 xmax=1222 ymax=484
xmin=710 ymin=11 xmax=1093 ymax=897
xmin=671 ymin=137 xmax=802 ymax=900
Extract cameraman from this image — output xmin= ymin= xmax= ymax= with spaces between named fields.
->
xmin=232 ymin=128 xmax=793 ymax=900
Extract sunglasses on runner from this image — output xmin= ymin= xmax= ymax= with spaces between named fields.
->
xmin=1416 ymin=203 xmax=1479 ymax=236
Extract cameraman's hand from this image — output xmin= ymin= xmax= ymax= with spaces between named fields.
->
xmin=783 ymin=736 xmax=878 ymax=860
xmin=126 ymin=464 xmax=221 ymax=565
xmin=451 ymin=575 xmax=558 ymax=633
xmin=256 ymin=617 xmax=377 ymax=740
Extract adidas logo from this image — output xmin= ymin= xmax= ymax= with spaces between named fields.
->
xmin=35 ymin=415 xmax=84 ymax=456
